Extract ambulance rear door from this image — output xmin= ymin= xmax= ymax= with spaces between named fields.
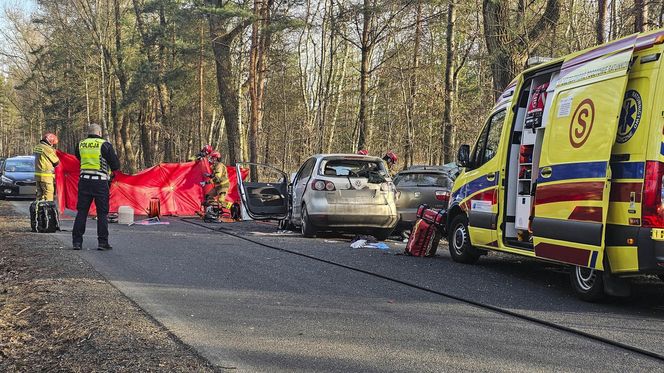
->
xmin=532 ymin=36 xmax=637 ymax=271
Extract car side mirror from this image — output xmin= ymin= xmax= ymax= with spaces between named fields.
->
xmin=457 ymin=145 xmax=471 ymax=168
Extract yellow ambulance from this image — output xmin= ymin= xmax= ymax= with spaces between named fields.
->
xmin=448 ymin=28 xmax=664 ymax=300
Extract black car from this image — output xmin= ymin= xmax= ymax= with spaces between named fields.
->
xmin=0 ymin=156 xmax=37 ymax=199
xmin=393 ymin=164 xmax=456 ymax=233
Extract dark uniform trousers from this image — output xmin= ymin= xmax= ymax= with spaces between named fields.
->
xmin=72 ymin=178 xmax=110 ymax=245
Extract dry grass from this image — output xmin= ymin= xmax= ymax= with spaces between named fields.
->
xmin=0 ymin=202 xmax=217 ymax=372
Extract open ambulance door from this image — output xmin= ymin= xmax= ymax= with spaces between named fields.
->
xmin=532 ymin=36 xmax=637 ymax=271
xmin=235 ymin=162 xmax=289 ymax=220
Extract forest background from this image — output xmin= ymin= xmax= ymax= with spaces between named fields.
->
xmin=0 ymin=0 xmax=661 ymax=173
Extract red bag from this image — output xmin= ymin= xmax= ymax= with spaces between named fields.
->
xmin=405 ymin=219 xmax=441 ymax=257
xmin=405 ymin=206 xmax=446 ymax=257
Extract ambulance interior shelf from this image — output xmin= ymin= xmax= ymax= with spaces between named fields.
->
xmin=504 ymin=71 xmax=560 ymax=245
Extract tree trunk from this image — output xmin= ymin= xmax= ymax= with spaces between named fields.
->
xmin=483 ymin=0 xmax=561 ymax=97
xmin=634 ymin=0 xmax=647 ymax=33
xmin=357 ymin=0 xmax=375 ymax=151
xmin=207 ymin=7 xmax=250 ymax=165
xmin=198 ymin=20 xmax=205 ymax=148
xmin=404 ymin=0 xmax=422 ymax=168
xmin=248 ymin=0 xmax=272 ymax=169
xmin=442 ymin=0 xmax=456 ymax=164
xmin=596 ymin=0 xmax=606 ymax=44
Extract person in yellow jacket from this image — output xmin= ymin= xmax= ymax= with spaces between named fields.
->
xmin=33 ymin=133 xmax=60 ymax=201
xmin=204 ymin=151 xmax=231 ymax=210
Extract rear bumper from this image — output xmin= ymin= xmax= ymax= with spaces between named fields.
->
xmin=607 ymin=224 xmax=664 ymax=275
xmin=636 ymin=228 xmax=664 ymax=274
xmin=307 ymin=198 xmax=398 ymax=229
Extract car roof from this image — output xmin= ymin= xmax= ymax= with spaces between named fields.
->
xmin=6 ymin=155 xmax=34 ymax=160
xmin=310 ymin=154 xmax=384 ymax=162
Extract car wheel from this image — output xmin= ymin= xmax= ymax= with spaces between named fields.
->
xmin=373 ymin=228 xmax=393 ymax=241
xmin=569 ymin=265 xmax=605 ymax=302
xmin=300 ymin=205 xmax=316 ymax=238
xmin=448 ymin=214 xmax=480 ymax=264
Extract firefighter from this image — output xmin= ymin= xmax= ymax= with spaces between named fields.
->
xmin=72 ymin=123 xmax=121 ymax=251
xmin=190 ymin=144 xmax=214 ymax=161
xmin=33 ymin=133 xmax=60 ymax=201
xmin=383 ymin=151 xmax=398 ymax=176
xmin=204 ymin=151 xmax=232 ymax=212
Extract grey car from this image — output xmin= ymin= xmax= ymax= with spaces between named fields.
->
xmin=394 ymin=165 xmax=455 ymax=233
xmin=0 ymin=156 xmax=37 ymax=199
xmin=236 ymin=154 xmax=398 ymax=240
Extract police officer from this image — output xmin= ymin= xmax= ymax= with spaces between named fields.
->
xmin=72 ymin=124 xmax=120 ymax=251
xmin=33 ymin=133 xmax=60 ymax=201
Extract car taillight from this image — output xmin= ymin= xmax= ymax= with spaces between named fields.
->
xmin=311 ymin=179 xmax=336 ymax=191
xmin=435 ymin=190 xmax=450 ymax=202
xmin=642 ymin=161 xmax=664 ymax=227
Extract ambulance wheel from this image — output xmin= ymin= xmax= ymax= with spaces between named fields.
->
xmin=300 ymin=205 xmax=316 ymax=238
xmin=570 ymin=266 xmax=605 ymax=302
xmin=448 ymin=215 xmax=480 ymax=264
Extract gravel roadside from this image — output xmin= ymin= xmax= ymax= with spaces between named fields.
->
xmin=0 ymin=201 xmax=218 ymax=372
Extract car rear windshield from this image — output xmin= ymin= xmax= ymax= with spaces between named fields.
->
xmin=393 ymin=173 xmax=449 ymax=187
xmin=319 ymin=159 xmax=387 ymax=178
xmin=4 ymin=159 xmax=35 ymax=173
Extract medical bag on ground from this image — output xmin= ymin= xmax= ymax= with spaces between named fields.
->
xmin=30 ymin=200 xmax=60 ymax=233
xmin=405 ymin=206 xmax=447 ymax=257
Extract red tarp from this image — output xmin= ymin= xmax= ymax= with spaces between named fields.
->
xmin=55 ymin=150 xmax=246 ymax=216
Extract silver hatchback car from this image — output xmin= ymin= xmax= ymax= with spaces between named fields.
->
xmin=236 ymin=154 xmax=398 ymax=240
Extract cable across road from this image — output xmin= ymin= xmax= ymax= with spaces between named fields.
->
xmin=181 ymin=217 xmax=664 ymax=363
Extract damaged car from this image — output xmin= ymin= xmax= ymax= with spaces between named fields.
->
xmin=236 ymin=154 xmax=398 ymax=240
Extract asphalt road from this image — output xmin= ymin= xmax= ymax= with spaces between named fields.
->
xmin=13 ymin=201 xmax=664 ymax=372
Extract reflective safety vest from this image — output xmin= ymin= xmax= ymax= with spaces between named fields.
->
xmin=33 ymin=142 xmax=59 ymax=181
xmin=79 ymin=138 xmax=109 ymax=178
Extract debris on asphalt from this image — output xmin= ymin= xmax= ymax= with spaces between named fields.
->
xmin=350 ymin=239 xmax=390 ymax=251
xmin=129 ymin=217 xmax=170 ymax=226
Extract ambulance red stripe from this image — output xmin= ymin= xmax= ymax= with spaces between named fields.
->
xmin=534 ymin=243 xmax=591 ymax=266
xmin=568 ymin=206 xmax=603 ymax=222
xmin=535 ymin=182 xmax=604 ymax=205
xmin=609 ymin=182 xmax=643 ymax=203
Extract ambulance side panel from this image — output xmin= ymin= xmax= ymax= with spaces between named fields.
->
xmin=531 ymin=36 xmax=637 ymax=271
xmin=606 ymin=38 xmax=663 ymax=273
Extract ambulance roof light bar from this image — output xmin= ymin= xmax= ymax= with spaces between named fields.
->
xmin=526 ymin=56 xmax=553 ymax=67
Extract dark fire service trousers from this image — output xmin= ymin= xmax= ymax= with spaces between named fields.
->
xmin=72 ymin=178 xmax=110 ymax=246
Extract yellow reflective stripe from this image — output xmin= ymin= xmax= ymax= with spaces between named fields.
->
xmin=35 ymin=173 xmax=55 ymax=178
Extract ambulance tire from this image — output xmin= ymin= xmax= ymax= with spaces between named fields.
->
xmin=300 ymin=205 xmax=316 ymax=238
xmin=448 ymin=214 xmax=480 ymax=264
xmin=569 ymin=266 xmax=605 ymax=302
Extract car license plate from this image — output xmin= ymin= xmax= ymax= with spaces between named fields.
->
xmin=19 ymin=186 xmax=36 ymax=196
xmin=651 ymin=228 xmax=664 ymax=241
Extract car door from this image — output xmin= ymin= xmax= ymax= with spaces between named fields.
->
xmin=463 ymin=109 xmax=507 ymax=247
xmin=235 ymin=162 xmax=289 ymax=220
xmin=532 ymin=36 xmax=637 ymax=271
xmin=291 ymin=158 xmax=317 ymax=222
